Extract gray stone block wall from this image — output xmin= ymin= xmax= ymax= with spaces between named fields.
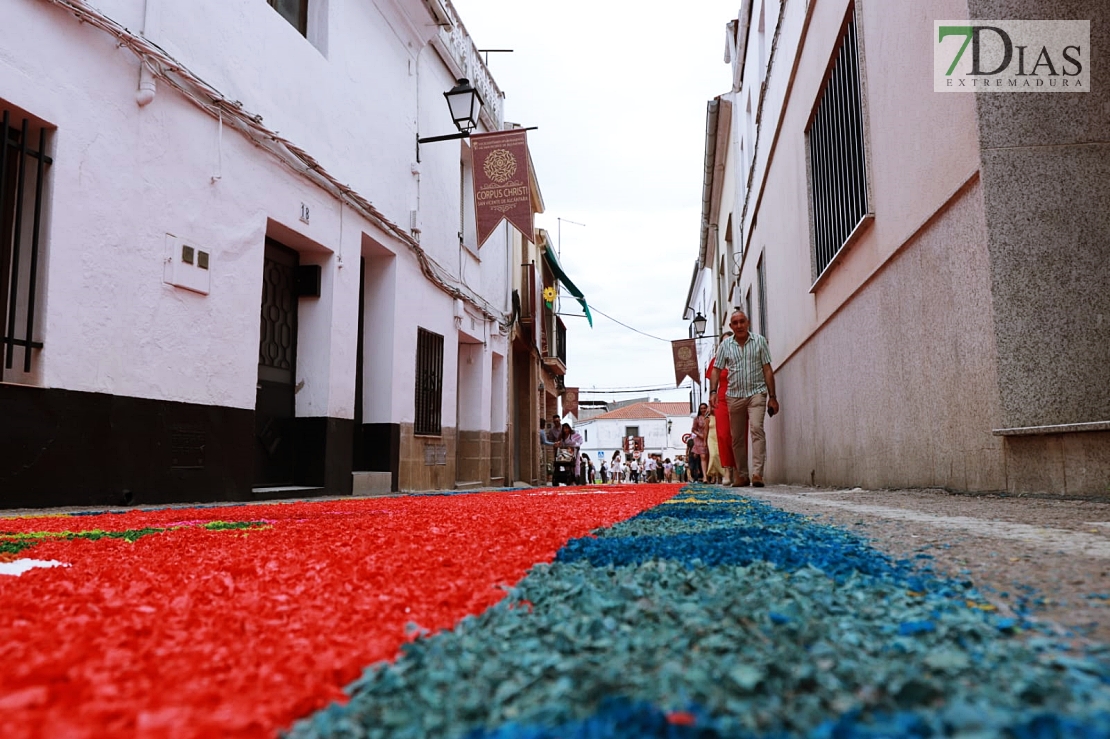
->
xmin=970 ymin=0 xmax=1110 ymax=429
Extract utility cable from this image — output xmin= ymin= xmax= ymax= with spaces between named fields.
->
xmin=578 ymin=383 xmax=695 ymax=394
xmin=561 ymin=304 xmax=675 ymax=342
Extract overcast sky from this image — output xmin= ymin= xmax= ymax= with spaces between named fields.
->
xmin=453 ymin=1 xmax=741 ymax=405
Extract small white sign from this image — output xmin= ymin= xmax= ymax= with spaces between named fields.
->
xmin=935 ymin=20 xmax=1089 ymax=92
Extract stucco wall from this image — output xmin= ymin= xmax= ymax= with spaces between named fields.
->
xmin=1 ymin=0 xmax=510 ymax=436
xmin=769 ymin=178 xmax=1006 ymax=490
xmin=730 ymin=0 xmax=1013 ymax=490
xmin=737 ymin=0 xmax=981 ymax=362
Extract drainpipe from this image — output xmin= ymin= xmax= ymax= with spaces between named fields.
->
xmin=136 ymin=0 xmax=160 ymax=106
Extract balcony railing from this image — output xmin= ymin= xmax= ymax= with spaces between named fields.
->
xmin=553 ymin=315 xmax=567 ymax=367
xmin=542 ymin=312 xmax=567 ymax=374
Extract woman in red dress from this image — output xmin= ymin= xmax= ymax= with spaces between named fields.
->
xmin=707 ymin=333 xmax=736 ymax=480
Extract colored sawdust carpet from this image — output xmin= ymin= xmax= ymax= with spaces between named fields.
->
xmin=289 ymin=487 xmax=1110 ymax=739
xmin=0 ymin=485 xmax=678 ymax=738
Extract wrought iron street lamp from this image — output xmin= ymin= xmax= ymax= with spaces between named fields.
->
xmin=691 ymin=312 xmax=708 ymax=337
xmin=444 ymin=78 xmax=483 ymax=133
xmin=418 ymin=78 xmax=484 ymax=150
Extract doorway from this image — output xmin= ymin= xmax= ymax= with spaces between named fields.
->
xmin=255 ymin=238 xmax=299 ymax=486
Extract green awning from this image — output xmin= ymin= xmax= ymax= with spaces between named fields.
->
xmin=543 ymin=246 xmax=593 ymax=327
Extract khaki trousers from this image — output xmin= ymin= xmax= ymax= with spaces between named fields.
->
xmin=727 ymin=393 xmax=767 ymax=478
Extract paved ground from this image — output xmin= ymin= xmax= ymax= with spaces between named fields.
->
xmin=744 ymin=485 xmax=1110 ymax=644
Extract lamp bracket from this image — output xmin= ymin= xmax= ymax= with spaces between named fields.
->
xmin=417 ymin=131 xmax=471 ymax=145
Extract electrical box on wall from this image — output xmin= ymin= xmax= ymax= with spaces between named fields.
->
xmin=163 ymin=233 xmax=211 ymax=295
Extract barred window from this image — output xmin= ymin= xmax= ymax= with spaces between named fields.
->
xmin=756 ymin=254 xmax=768 ymax=341
xmin=807 ymin=13 xmax=869 ymax=278
xmin=1 ymin=107 xmax=51 ymax=380
xmin=414 ymin=328 xmax=444 ymax=436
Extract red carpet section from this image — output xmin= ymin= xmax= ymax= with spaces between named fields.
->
xmin=0 ymin=486 xmax=679 ymax=738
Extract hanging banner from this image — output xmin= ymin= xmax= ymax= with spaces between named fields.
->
xmin=671 ymin=339 xmax=701 ymax=386
xmin=471 ymin=130 xmax=534 ymax=247
xmin=563 ymin=387 xmax=579 ymax=418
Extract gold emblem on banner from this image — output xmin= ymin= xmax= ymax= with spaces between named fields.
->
xmin=483 ymin=149 xmax=518 ymax=183
xmin=677 ymin=346 xmax=692 ymax=361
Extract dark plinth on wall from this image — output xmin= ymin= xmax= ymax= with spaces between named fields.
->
xmin=292 ymin=416 xmax=354 ymax=495
xmin=354 ymin=422 xmax=400 ymax=492
xmin=0 ymin=385 xmax=357 ymax=509
xmin=0 ymin=384 xmax=254 ymax=509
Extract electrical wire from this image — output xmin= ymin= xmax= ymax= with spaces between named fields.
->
xmin=578 ymin=383 xmax=695 ymax=394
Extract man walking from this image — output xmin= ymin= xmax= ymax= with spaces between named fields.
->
xmin=708 ymin=309 xmax=779 ymax=487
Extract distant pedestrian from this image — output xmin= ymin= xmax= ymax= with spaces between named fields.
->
xmin=555 ymin=423 xmax=584 ymax=484
xmin=690 ymin=403 xmax=710 ymax=481
xmin=546 ymin=415 xmax=562 ymax=445
xmin=663 ymin=458 xmax=674 ymax=482
xmin=600 ymin=461 xmax=608 ymax=484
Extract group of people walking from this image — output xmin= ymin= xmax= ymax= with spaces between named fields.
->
xmin=538 ymin=414 xmax=693 ymax=486
xmin=604 ymin=452 xmax=685 ymax=484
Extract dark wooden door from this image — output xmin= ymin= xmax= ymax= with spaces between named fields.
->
xmin=255 ymin=239 xmax=299 ymax=486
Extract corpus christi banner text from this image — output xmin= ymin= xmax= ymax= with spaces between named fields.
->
xmin=471 ymin=130 xmax=535 ymax=247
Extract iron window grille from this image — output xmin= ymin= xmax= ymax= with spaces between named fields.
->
xmin=756 ymin=253 xmax=768 ymax=341
xmin=1 ymin=108 xmax=51 ymax=379
xmin=807 ymin=13 xmax=869 ymax=279
xmin=414 ymin=327 xmax=444 ymax=436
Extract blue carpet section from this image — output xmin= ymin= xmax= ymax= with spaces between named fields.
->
xmin=287 ymin=487 xmax=1110 ymax=739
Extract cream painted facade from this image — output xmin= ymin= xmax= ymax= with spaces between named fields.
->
xmin=689 ymin=0 xmax=1110 ymax=495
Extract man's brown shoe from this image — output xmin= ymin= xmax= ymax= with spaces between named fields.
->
xmin=751 ymin=474 xmax=764 ymax=487
xmin=731 ymin=477 xmax=749 ymax=487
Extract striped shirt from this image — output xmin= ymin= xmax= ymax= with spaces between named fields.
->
xmin=713 ymin=333 xmax=772 ymax=399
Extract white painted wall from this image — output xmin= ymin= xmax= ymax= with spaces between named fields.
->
xmin=2 ymin=0 xmax=513 ymax=434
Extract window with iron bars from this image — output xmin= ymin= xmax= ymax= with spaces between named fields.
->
xmin=807 ymin=12 xmax=869 ymax=280
xmin=414 ymin=327 xmax=444 ymax=436
xmin=756 ymin=253 xmax=768 ymax=341
xmin=1 ymin=107 xmax=51 ymax=381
